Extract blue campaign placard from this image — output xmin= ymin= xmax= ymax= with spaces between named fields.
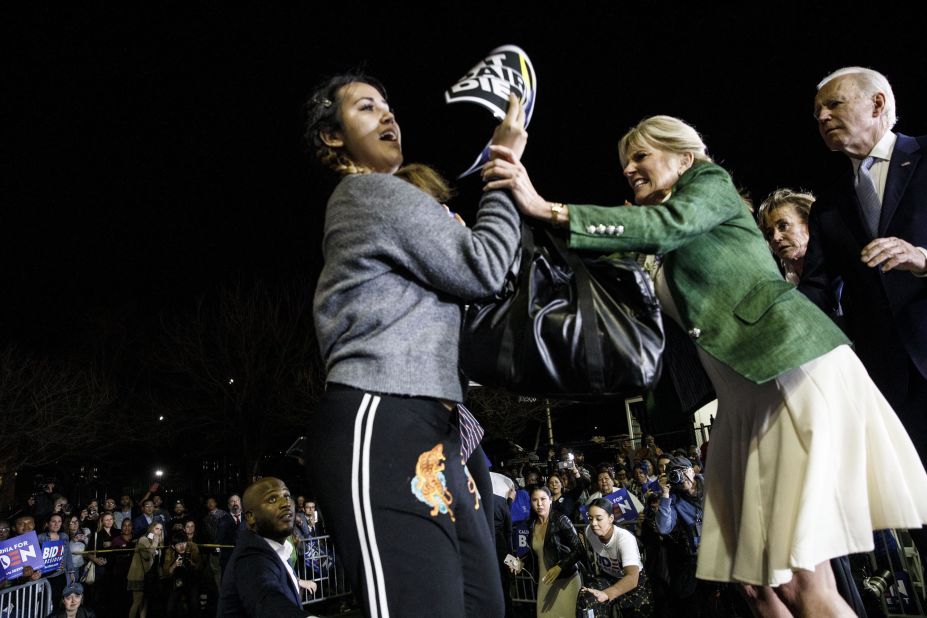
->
xmin=0 ymin=532 xmax=45 ymax=579
xmin=605 ymin=489 xmax=639 ymax=523
xmin=40 ymin=539 xmax=68 ymax=574
xmin=578 ymin=489 xmax=639 ymax=524
xmin=512 ymin=523 xmax=531 ymax=558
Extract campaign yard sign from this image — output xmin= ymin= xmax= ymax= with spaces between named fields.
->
xmin=0 ymin=532 xmax=45 ymax=580
xmin=445 ymin=44 xmax=537 ymax=178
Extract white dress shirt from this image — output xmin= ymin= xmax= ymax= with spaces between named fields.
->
xmin=263 ymin=536 xmax=300 ymax=598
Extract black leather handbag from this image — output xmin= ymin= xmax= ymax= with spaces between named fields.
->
xmin=460 ymin=223 xmax=664 ymax=397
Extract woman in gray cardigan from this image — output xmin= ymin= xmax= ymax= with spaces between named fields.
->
xmin=303 ymin=72 xmax=525 ymax=618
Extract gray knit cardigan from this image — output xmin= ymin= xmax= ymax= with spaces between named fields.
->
xmin=313 ymin=172 xmax=521 ymax=402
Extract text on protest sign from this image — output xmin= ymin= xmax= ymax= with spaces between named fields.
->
xmin=445 ymin=44 xmax=537 ymax=178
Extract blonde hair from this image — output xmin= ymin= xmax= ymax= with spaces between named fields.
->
xmin=394 ymin=163 xmax=456 ymax=202
xmin=618 ymin=115 xmax=712 ymax=168
xmin=757 ymin=188 xmax=815 ymax=233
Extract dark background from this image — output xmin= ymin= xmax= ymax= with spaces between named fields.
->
xmin=4 ymin=4 xmax=927 ymax=497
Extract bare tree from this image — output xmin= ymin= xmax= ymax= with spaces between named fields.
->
xmin=149 ymin=278 xmax=326 ymax=479
xmin=0 ymin=346 xmax=115 ymax=509
xmin=465 ymin=386 xmax=566 ymax=446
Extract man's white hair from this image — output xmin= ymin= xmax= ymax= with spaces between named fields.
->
xmin=818 ymin=66 xmax=897 ymax=129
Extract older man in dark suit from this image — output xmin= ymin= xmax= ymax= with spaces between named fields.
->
xmin=218 ymin=477 xmax=315 ymax=617
xmin=803 ymin=66 xmax=927 ymax=458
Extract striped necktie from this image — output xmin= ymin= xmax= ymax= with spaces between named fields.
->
xmin=855 ymin=156 xmax=881 ymax=237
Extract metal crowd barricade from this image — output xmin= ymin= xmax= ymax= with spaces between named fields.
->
xmin=508 ymin=523 xmax=595 ymax=607
xmin=0 ymin=578 xmax=53 ymax=618
xmin=868 ymin=528 xmax=927 ymax=617
xmin=509 ymin=550 xmax=537 ymax=604
xmin=293 ymin=533 xmax=352 ymax=606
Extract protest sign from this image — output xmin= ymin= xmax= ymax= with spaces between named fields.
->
xmin=445 ymin=45 xmax=537 ymax=177
xmin=0 ymin=532 xmax=45 ymax=580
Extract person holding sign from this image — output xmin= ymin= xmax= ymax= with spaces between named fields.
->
xmin=484 ymin=114 xmax=927 ymax=617
xmin=582 ymin=497 xmax=653 ymax=617
xmin=586 ymin=467 xmax=644 ymax=518
xmin=38 ymin=512 xmax=75 ymax=606
xmin=302 ymin=71 xmax=526 ymax=618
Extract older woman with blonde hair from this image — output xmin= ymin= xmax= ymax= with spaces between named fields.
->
xmin=484 ymin=114 xmax=927 ymax=617
xmin=757 ymin=188 xmax=815 ymax=283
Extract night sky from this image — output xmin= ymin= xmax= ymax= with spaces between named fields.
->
xmin=6 ymin=3 xmax=927 ymax=353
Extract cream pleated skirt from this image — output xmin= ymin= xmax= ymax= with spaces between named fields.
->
xmin=694 ymin=344 xmax=927 ymax=586
xmin=653 ymin=271 xmax=927 ymax=586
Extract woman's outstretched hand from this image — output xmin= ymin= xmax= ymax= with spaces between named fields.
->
xmin=482 ymin=145 xmax=549 ymax=220
xmin=581 ymin=587 xmax=609 ymax=603
xmin=490 ymin=93 xmax=528 ymax=159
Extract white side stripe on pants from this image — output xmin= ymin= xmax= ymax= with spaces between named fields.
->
xmin=351 ymin=393 xmax=390 ymax=617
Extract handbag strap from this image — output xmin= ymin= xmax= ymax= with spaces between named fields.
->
xmin=540 ymin=228 xmax=606 ymax=391
xmin=496 ymin=222 xmax=535 ymax=381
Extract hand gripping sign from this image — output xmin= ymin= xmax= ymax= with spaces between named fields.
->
xmin=445 ymin=44 xmax=537 ymax=178
xmin=0 ymin=532 xmax=45 ymax=580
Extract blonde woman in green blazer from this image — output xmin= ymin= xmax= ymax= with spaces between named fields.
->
xmin=484 ymin=115 xmax=927 ymax=617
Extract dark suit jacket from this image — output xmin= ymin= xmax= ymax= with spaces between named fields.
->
xmin=218 ymin=529 xmax=309 ymax=618
xmin=131 ymin=514 xmax=153 ymax=538
xmin=492 ymin=494 xmax=513 ymax=559
xmin=305 ymin=519 xmax=325 ymax=539
xmin=218 ymin=513 xmax=247 ymax=569
xmin=800 ymin=133 xmax=927 ymax=403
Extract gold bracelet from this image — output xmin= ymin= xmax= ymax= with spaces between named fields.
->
xmin=549 ymin=202 xmax=566 ymax=225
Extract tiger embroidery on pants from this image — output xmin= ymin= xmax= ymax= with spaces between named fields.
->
xmin=411 ymin=444 xmax=455 ymax=521
xmin=463 ymin=457 xmax=480 ymax=511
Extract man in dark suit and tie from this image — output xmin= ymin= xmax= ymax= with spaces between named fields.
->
xmin=218 ymin=477 xmax=315 ymax=617
xmin=220 ymin=494 xmax=248 ymax=571
xmin=803 ymin=66 xmax=927 ymax=459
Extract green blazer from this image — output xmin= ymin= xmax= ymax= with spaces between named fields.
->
xmin=567 ymin=161 xmax=848 ymax=384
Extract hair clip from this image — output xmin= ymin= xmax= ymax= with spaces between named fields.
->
xmin=312 ymin=97 xmax=332 ymax=108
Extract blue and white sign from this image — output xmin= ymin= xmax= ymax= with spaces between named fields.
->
xmin=40 ymin=539 xmax=67 ymax=574
xmin=578 ymin=489 xmax=639 ymax=524
xmin=512 ymin=523 xmax=531 ymax=558
xmin=0 ymin=532 xmax=45 ymax=580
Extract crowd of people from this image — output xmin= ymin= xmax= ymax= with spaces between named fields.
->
xmin=494 ymin=438 xmax=710 ymax=617
xmin=0 ymin=480 xmax=328 ymax=618
xmin=4 ymin=62 xmax=925 ymax=618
